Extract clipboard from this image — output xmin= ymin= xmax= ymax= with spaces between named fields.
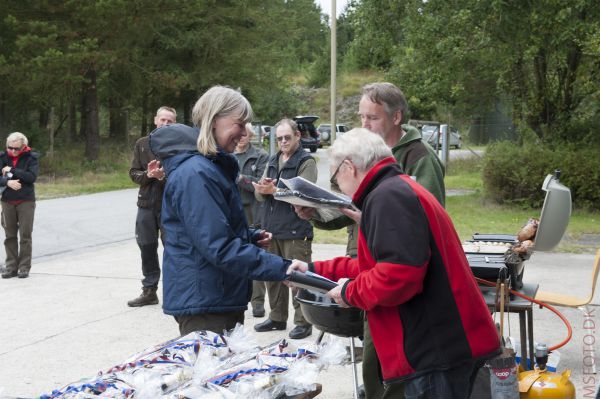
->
xmin=274 ymin=176 xmax=355 ymax=210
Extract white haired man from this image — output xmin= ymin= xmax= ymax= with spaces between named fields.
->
xmin=289 ymin=129 xmax=499 ymax=398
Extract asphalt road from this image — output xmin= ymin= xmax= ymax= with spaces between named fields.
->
xmin=0 ymin=189 xmax=138 ymax=264
xmin=0 ymin=146 xmax=482 ymax=265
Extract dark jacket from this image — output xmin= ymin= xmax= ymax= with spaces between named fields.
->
xmin=129 ymin=136 xmax=165 ymax=211
xmin=261 ymin=148 xmax=314 ymax=240
xmin=0 ymin=148 xmax=39 ymax=202
xmin=149 ymin=124 xmax=291 ymax=316
xmin=235 ymin=144 xmax=268 ymax=225
xmin=312 ymin=158 xmax=499 ymax=383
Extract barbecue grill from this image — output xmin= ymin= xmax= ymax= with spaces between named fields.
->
xmin=464 ymin=171 xmax=572 ymax=288
xmin=292 ymin=171 xmax=571 ymax=398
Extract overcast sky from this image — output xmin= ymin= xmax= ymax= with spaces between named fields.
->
xmin=315 ymin=0 xmax=349 ymax=18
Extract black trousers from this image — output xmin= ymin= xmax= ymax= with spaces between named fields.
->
xmin=175 ymin=311 xmax=245 ymax=336
xmin=135 ymin=207 xmax=163 ymax=289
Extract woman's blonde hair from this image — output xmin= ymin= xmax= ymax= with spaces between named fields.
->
xmin=192 ymin=86 xmax=253 ymax=156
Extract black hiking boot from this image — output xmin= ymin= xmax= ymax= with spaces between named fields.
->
xmin=127 ymin=287 xmax=159 ymax=307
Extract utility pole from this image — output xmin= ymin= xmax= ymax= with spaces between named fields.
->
xmin=330 ymin=0 xmax=337 ymax=144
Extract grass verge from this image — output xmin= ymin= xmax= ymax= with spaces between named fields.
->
xmin=33 ymin=140 xmax=599 ymax=254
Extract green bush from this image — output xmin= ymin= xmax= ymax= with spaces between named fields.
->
xmin=483 ymin=141 xmax=600 ymax=210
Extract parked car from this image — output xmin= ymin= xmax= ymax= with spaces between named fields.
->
xmin=421 ymin=125 xmax=462 ymax=149
xmin=293 ymin=115 xmax=320 ymax=153
xmin=251 ymin=123 xmax=271 ymax=146
xmin=317 ymin=123 xmax=351 ymax=146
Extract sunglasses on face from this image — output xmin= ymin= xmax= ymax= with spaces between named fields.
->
xmin=7 ymin=146 xmax=22 ymax=151
xmin=276 ymin=135 xmax=294 ymax=143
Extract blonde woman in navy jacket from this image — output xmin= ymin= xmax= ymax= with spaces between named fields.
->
xmin=150 ymin=86 xmax=293 ymax=336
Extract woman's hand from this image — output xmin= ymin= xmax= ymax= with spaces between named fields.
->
xmin=7 ymin=180 xmax=21 ymax=191
xmin=327 ymin=278 xmax=350 ymax=307
xmin=284 ymin=259 xmax=309 ymax=287
xmin=256 ymin=230 xmax=272 ymax=249
xmin=286 ymin=259 xmax=309 ymax=275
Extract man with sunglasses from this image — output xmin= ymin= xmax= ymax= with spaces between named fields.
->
xmin=127 ymin=106 xmax=176 ymax=307
xmin=252 ymin=118 xmax=317 ymax=340
xmin=1 ymin=132 xmax=39 ymax=279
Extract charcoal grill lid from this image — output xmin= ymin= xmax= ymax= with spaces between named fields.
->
xmin=287 ymin=271 xmax=337 ymax=294
xmin=535 ymin=173 xmax=571 ymax=251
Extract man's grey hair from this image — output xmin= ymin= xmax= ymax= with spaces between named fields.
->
xmin=273 ymin=118 xmax=298 ymax=134
xmin=156 ymin=106 xmax=177 ymax=117
xmin=6 ymin=132 xmax=28 ymax=147
xmin=362 ymin=82 xmax=409 ymax=124
xmin=329 ymin=128 xmax=392 ymax=172
xmin=192 ymin=86 xmax=253 ymax=156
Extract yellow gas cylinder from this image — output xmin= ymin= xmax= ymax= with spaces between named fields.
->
xmin=518 ymin=344 xmax=575 ymax=399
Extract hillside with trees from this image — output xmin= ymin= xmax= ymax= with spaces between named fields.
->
xmin=1 ymin=1 xmax=598 ymax=208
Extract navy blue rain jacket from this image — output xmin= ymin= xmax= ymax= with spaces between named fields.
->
xmin=149 ymin=124 xmax=291 ymax=316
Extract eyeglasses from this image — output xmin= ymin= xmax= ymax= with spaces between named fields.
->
xmin=7 ymin=146 xmax=22 ymax=151
xmin=276 ymin=135 xmax=293 ymax=143
xmin=330 ymin=159 xmax=347 ymax=186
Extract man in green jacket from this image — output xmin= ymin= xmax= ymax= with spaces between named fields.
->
xmin=296 ymin=82 xmax=445 ymax=398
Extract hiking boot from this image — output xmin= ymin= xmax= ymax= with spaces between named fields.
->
xmin=1 ymin=269 xmax=18 ymax=279
xmin=17 ymin=270 xmax=30 ymax=279
xmin=127 ymin=287 xmax=159 ymax=307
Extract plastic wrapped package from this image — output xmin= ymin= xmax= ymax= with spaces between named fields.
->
xmin=315 ymin=335 xmax=348 ymax=367
xmin=278 ymin=359 xmax=320 ymax=397
xmin=223 ymin=323 xmax=259 ymax=354
xmin=193 ymin=347 xmax=227 ymax=383
xmin=39 ymin=326 xmax=341 ymax=399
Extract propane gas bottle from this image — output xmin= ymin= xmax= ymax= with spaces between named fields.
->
xmin=518 ymin=344 xmax=575 ymax=399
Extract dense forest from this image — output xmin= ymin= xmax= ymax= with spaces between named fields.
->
xmin=1 ymin=0 xmax=599 ymax=161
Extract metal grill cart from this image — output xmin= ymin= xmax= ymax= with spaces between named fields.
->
xmin=464 ymin=171 xmax=572 ymax=369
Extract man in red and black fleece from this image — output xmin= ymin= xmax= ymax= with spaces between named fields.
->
xmin=288 ymin=128 xmax=499 ymax=398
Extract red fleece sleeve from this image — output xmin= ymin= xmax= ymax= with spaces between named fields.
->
xmin=343 ymin=260 xmax=428 ymax=310
xmin=342 ymin=176 xmax=432 ymax=311
xmin=313 ymin=256 xmax=360 ymax=281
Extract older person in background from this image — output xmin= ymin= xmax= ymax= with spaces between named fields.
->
xmin=289 ymin=129 xmax=499 ymax=398
xmin=252 ymin=118 xmax=317 ymax=340
xmin=0 ymin=132 xmax=39 ymax=279
xmin=149 ymin=86 xmax=294 ymax=336
xmin=234 ymin=123 xmax=269 ymax=317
